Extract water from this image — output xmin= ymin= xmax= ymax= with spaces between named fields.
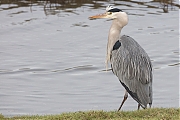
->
xmin=0 ymin=0 xmax=179 ymax=117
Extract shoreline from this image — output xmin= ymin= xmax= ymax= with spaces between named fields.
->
xmin=1 ymin=108 xmax=179 ymax=120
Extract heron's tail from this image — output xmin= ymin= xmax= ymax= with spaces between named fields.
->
xmin=120 ymin=80 xmax=152 ymax=109
xmin=137 ymin=82 xmax=152 ymax=108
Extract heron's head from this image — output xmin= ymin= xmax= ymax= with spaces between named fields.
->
xmin=89 ymin=5 xmax=128 ymax=27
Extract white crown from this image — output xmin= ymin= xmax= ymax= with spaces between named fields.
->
xmin=106 ymin=5 xmax=115 ymax=12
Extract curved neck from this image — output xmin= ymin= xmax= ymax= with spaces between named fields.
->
xmin=105 ymin=12 xmax=128 ymax=70
xmin=108 ymin=19 xmax=123 ymax=48
xmin=106 ymin=19 xmax=123 ymax=69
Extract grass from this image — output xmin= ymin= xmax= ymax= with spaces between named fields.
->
xmin=0 ymin=108 xmax=179 ymax=120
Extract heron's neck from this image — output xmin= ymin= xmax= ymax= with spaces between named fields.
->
xmin=106 ymin=19 xmax=123 ymax=69
xmin=109 ymin=19 xmax=123 ymax=45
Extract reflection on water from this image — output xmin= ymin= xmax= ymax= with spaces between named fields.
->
xmin=0 ymin=0 xmax=179 ymax=15
xmin=0 ymin=0 xmax=179 ymax=117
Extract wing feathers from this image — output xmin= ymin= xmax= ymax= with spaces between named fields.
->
xmin=110 ymin=35 xmax=153 ymax=107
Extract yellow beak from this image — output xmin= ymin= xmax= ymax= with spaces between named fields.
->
xmin=89 ymin=13 xmax=108 ymax=20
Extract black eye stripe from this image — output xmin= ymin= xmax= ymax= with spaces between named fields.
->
xmin=108 ymin=8 xmax=122 ymax=12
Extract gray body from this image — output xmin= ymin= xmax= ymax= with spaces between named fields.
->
xmin=110 ymin=35 xmax=153 ymax=108
xmin=89 ymin=5 xmax=153 ymax=109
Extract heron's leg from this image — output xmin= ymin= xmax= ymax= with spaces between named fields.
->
xmin=149 ymin=103 xmax=152 ymax=108
xmin=138 ymin=103 xmax=140 ymax=110
xmin=118 ymin=90 xmax=128 ymax=111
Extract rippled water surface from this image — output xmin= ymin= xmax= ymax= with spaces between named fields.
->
xmin=0 ymin=0 xmax=179 ymax=117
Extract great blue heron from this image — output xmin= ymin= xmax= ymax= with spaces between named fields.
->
xmin=89 ymin=5 xmax=152 ymax=110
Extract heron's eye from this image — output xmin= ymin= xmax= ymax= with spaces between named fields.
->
xmin=108 ymin=12 xmax=112 ymax=15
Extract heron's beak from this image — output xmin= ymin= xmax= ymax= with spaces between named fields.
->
xmin=89 ymin=13 xmax=108 ymax=20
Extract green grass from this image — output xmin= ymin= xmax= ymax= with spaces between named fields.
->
xmin=0 ymin=108 xmax=179 ymax=120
